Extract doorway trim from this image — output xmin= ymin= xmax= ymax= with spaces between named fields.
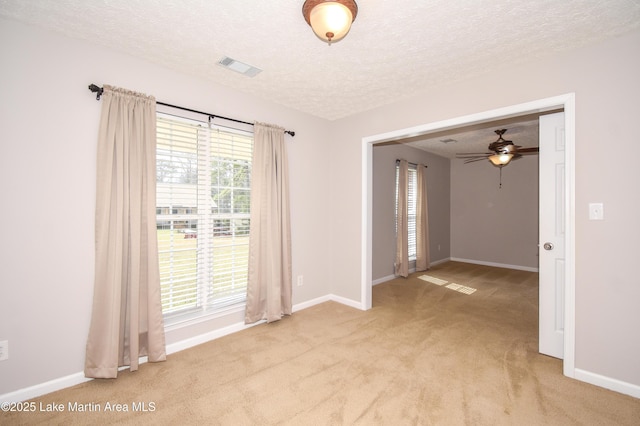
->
xmin=361 ymin=93 xmax=576 ymax=377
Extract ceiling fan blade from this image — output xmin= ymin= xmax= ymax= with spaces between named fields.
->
xmin=517 ymin=147 xmax=539 ymax=153
xmin=456 ymin=152 xmax=492 ymax=157
xmin=457 ymin=155 xmax=487 ymax=160
xmin=463 ymin=157 xmax=489 ymax=164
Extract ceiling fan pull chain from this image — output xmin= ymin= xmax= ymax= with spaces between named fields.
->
xmin=499 ymin=166 xmax=503 ymax=189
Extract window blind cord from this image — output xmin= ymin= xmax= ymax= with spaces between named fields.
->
xmin=88 ymin=84 xmax=296 ymax=137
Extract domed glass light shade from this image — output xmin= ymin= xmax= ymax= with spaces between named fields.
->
xmin=488 ymin=153 xmax=514 ymax=166
xmin=303 ymin=0 xmax=358 ymax=45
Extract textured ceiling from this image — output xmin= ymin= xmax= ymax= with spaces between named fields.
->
xmin=1 ymin=1 xmax=639 ymax=158
xmin=401 ymin=116 xmax=541 ymax=159
xmin=2 ymin=0 xmax=640 ymax=124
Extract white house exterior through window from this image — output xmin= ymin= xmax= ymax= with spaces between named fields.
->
xmin=156 ymin=113 xmax=252 ymax=323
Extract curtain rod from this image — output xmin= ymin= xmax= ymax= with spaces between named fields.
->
xmin=88 ymin=84 xmax=295 ymax=137
xmin=396 ymin=159 xmax=427 ymax=168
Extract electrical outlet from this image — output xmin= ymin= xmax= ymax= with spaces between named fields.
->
xmin=297 ymin=275 xmax=304 ymax=287
xmin=589 ymin=203 xmax=604 ymax=220
xmin=0 ymin=340 xmax=8 ymax=361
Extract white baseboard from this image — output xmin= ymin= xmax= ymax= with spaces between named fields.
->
xmin=328 ymin=294 xmax=363 ymax=310
xmin=371 ymin=258 xmax=453 ymax=286
xmin=574 ymin=368 xmax=640 ymax=399
xmin=9 ymin=294 xmax=638 ymax=403
xmin=165 ymin=319 xmax=264 ymax=355
xmin=450 ymin=257 xmax=539 ymax=272
xmin=430 ymin=258 xmax=450 ymax=267
xmin=0 ymin=372 xmax=92 ymax=403
xmin=166 ymin=295 xmax=335 ymax=355
xmin=0 ymin=295 xmax=355 ymax=403
xmin=292 ymin=294 xmax=332 ymax=311
xmin=372 ymin=274 xmax=395 ymax=286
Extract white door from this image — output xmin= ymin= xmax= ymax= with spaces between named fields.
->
xmin=539 ymin=112 xmax=566 ymax=359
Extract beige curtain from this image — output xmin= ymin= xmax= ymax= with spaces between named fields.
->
xmin=394 ymin=160 xmax=409 ymax=277
xmin=245 ymin=122 xmax=292 ymax=324
xmin=415 ymin=165 xmax=430 ymax=271
xmin=85 ymin=85 xmax=166 ymax=379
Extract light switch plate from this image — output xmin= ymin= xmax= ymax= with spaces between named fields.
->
xmin=589 ymin=203 xmax=604 ymax=220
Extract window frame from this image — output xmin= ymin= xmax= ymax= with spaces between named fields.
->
xmin=395 ymin=162 xmax=418 ymax=261
xmin=155 ymin=111 xmax=253 ymax=327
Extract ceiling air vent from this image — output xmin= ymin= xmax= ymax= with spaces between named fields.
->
xmin=218 ymin=56 xmax=262 ymax=77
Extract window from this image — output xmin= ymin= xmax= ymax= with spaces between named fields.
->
xmin=156 ymin=113 xmax=252 ymax=321
xmin=395 ymin=163 xmax=417 ymax=261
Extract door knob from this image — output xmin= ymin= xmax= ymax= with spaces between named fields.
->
xmin=543 ymin=242 xmax=554 ymax=251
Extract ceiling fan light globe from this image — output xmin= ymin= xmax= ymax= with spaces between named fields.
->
xmin=488 ymin=153 xmax=513 ymax=166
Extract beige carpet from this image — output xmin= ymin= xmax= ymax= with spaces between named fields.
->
xmin=4 ymin=262 xmax=639 ymax=425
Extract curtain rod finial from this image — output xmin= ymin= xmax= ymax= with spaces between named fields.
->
xmin=88 ymin=84 xmax=103 ymax=100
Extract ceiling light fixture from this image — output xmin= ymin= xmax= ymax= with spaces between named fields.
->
xmin=488 ymin=153 xmax=514 ymax=166
xmin=302 ymin=0 xmax=358 ymax=45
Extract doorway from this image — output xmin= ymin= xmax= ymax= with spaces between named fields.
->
xmin=361 ymin=94 xmax=576 ymax=378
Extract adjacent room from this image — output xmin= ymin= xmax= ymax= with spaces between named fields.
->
xmin=1 ymin=0 xmax=640 ymax=423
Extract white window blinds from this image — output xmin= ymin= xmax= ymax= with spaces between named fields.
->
xmin=156 ymin=113 xmax=252 ymax=319
xmin=395 ymin=163 xmax=418 ymax=261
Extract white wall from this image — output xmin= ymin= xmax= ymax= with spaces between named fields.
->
xmin=329 ymin=30 xmax=640 ymax=390
xmin=0 ymin=19 xmax=333 ymax=396
xmin=2 ymin=18 xmax=640 ymax=399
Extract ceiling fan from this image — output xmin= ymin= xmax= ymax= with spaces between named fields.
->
xmin=456 ymin=129 xmax=538 ymax=167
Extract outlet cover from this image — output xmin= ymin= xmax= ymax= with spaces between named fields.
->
xmin=589 ymin=203 xmax=604 ymax=220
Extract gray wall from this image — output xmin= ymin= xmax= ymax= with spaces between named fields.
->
xmin=372 ymin=144 xmax=450 ymax=281
xmin=372 ymin=139 xmax=539 ymax=283
xmin=451 ymin=154 xmax=539 ymax=269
